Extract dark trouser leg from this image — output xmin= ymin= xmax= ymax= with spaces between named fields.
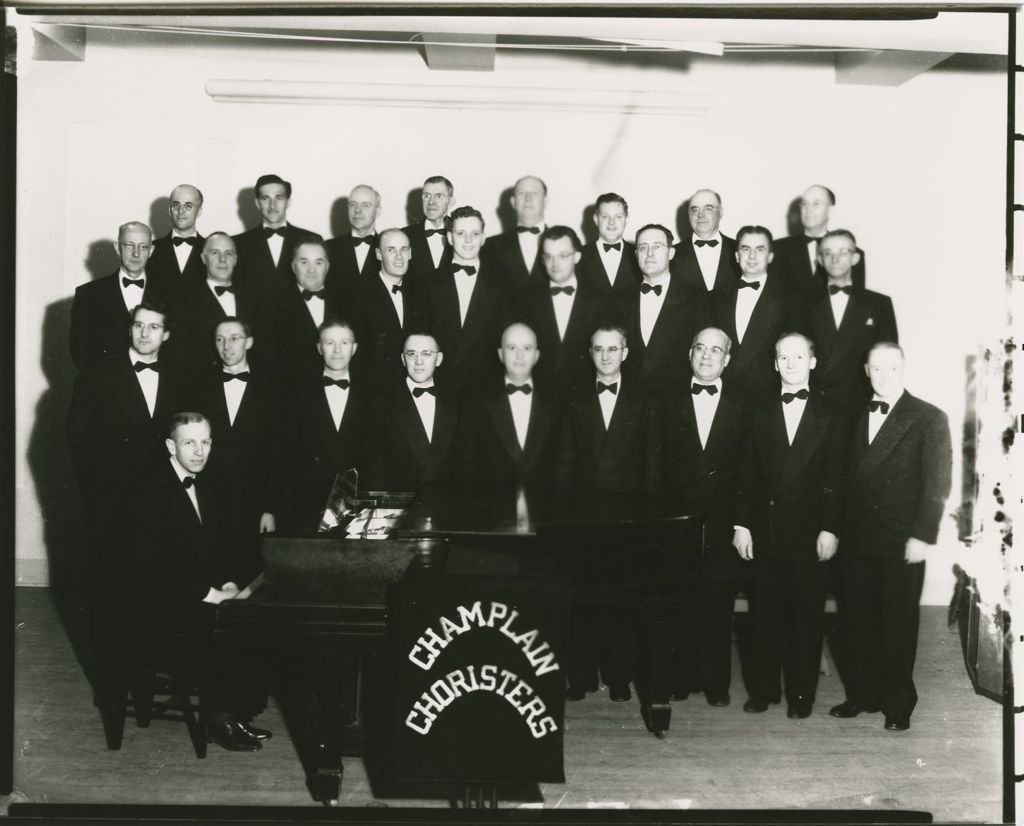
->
xmin=782 ymin=558 xmax=830 ymax=704
xmin=750 ymin=559 xmax=784 ymax=703
xmin=879 ymin=560 xmax=925 ymax=719
xmin=567 ymin=604 xmax=600 ymax=693
xmin=670 ymin=545 xmax=703 ymax=695
xmin=841 ymin=555 xmax=882 ymax=708
xmin=599 ymin=604 xmax=636 ymax=689
xmin=700 ymin=576 xmax=741 ymax=698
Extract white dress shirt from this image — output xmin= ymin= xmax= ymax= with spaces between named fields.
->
xmin=639 ymin=272 xmax=670 ymax=346
xmin=453 ymin=258 xmax=479 ymax=326
xmin=735 ymin=274 xmax=767 ymax=344
xmin=353 ymin=231 xmax=374 ymax=273
xmin=171 ymin=230 xmax=197 ymax=274
xmin=301 ymin=284 xmax=326 ymax=328
xmin=517 ymin=224 xmax=545 ymax=274
xmin=263 ymin=224 xmax=285 ymax=268
xmin=221 ymin=365 xmax=249 ymax=425
xmin=424 ymin=220 xmax=447 ymax=269
xmin=208 ymin=279 xmax=237 ymax=317
xmin=549 ymin=275 xmax=578 ymax=341
xmin=169 ymin=457 xmax=201 ymax=523
xmin=691 ymin=377 xmax=723 ymax=449
xmin=781 ymin=385 xmax=809 ymax=445
xmin=828 ymin=282 xmax=852 ymax=328
xmin=129 ymin=352 xmax=159 ymax=416
xmin=596 ymin=377 xmax=620 ymax=430
xmin=407 ymin=377 xmax=436 ymax=443
xmin=119 ymin=267 xmax=147 ymax=313
xmin=506 ymin=380 xmax=533 ymax=450
xmin=598 ymin=240 xmax=624 ymax=285
xmin=323 ymin=372 xmax=351 ymax=431
xmin=868 ymin=390 xmax=902 ymax=444
xmin=693 ymin=233 xmax=723 ymax=291
xmin=380 ymin=273 xmax=405 ymax=327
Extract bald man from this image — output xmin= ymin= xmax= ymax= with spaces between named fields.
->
xmin=484 ymin=175 xmax=551 ymax=289
xmin=149 ymin=183 xmax=207 ymax=289
xmin=325 ymin=184 xmax=383 ymax=297
xmin=670 ymin=188 xmax=740 ymax=293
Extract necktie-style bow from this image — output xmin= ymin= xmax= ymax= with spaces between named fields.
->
xmin=173 ymin=236 xmax=197 ymax=247
xmin=302 ymin=288 xmax=326 ymax=301
xmin=781 ymin=388 xmax=810 ymax=403
xmin=453 ymin=263 xmax=477 ymax=275
xmin=550 ymin=285 xmax=575 ymax=296
xmin=322 ymin=376 xmax=350 ymax=389
xmin=182 ymin=476 xmax=195 ymax=489
xmin=391 ymin=283 xmax=403 ymax=295
xmin=829 ymin=284 xmax=853 ymax=296
xmin=412 ymin=385 xmax=436 ymax=398
xmin=602 ymin=242 xmax=622 ymax=252
xmin=517 ymin=226 xmax=540 ymax=235
xmin=506 ymin=383 xmax=532 ymax=395
xmin=424 ymin=228 xmax=445 ymax=237
xmin=691 ymin=383 xmax=718 ymax=396
xmin=737 ymin=280 xmax=761 ymax=291
xmin=598 ymin=382 xmax=618 ymax=395
xmin=133 ymin=361 xmax=159 ymax=373
xmin=640 ymin=282 xmax=663 ymax=296
xmin=123 ymin=277 xmax=145 ymax=289
xmin=353 ymin=236 xmax=373 ymax=246
xmin=214 ymin=284 xmax=235 ymax=296
xmin=869 ymin=399 xmax=890 ymax=414
xmin=263 ymin=227 xmax=285 ymax=239
xmin=694 ymin=239 xmax=719 ymax=248
xmin=222 ymin=371 xmax=249 ymax=382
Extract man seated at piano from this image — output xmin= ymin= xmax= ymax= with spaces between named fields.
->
xmin=129 ymin=412 xmax=272 ymax=751
xmin=363 ymin=332 xmax=460 ymax=492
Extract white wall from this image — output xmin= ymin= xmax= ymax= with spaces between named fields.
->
xmin=14 ymin=15 xmax=1009 ymax=605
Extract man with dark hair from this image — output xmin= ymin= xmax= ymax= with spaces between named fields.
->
xmin=484 ymin=175 xmax=549 ymax=289
xmin=326 ymin=184 xmax=383 ymax=295
xmin=427 ymin=206 xmax=509 ymax=391
xmin=829 ymin=343 xmax=952 ymax=732
xmin=233 ymin=173 xmax=318 ymax=296
xmin=578 ymin=192 xmax=640 ymax=308
xmin=733 ymin=332 xmax=849 ymax=719
xmin=773 ymin=184 xmax=866 ymax=294
xmin=148 ymin=184 xmax=207 ymax=288
xmin=670 ymin=188 xmax=739 ymax=293
xmin=404 ymin=175 xmax=455 ymax=284
xmin=808 ymin=229 xmax=898 ymax=407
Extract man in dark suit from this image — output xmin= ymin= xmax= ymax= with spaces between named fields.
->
xmin=808 ymin=230 xmax=898 ymax=407
xmin=233 ymin=173 xmax=318 ymax=297
xmin=285 ymin=319 xmax=370 ymax=534
xmin=733 ymin=333 xmax=849 ymax=719
xmin=773 ymin=185 xmax=866 ymax=295
xmin=622 ymin=223 xmax=708 ymax=392
xmin=670 ymin=188 xmax=739 ymax=293
xmin=325 ymin=184 xmax=382 ymax=296
xmin=484 ymin=175 xmax=549 ymax=289
xmin=710 ymin=225 xmax=805 ymax=402
xmin=557 ymin=324 xmax=662 ymax=702
xmin=363 ymin=332 xmax=459 ymax=492
xmin=455 ymin=322 xmax=559 ymax=491
xmin=70 ymin=221 xmax=170 ymax=371
xmin=829 ymin=343 xmax=952 ymax=731
xmin=403 ymin=175 xmax=454 ymax=286
xmin=511 ymin=226 xmax=609 ymax=396
xmin=129 ymin=412 xmax=271 ymax=751
xmin=148 ymin=184 xmax=206 ymax=289
xmin=578 ymin=192 xmax=640 ymax=311
xmin=662 ymin=326 xmax=746 ymax=705
xmin=428 ymin=206 xmax=509 ymax=392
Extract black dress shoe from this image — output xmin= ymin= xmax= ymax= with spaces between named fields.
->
xmin=208 ymin=720 xmax=262 ymax=752
xmin=787 ymin=701 xmax=812 ymax=719
xmin=237 ymin=722 xmax=272 ymax=740
xmin=829 ymin=700 xmax=881 ymax=718
xmin=565 ymin=686 xmax=587 ymax=701
xmin=743 ymin=698 xmax=770 ymax=713
xmin=706 ymin=692 xmax=730 ymax=707
xmin=608 ymin=684 xmax=632 ymax=702
xmin=884 ymin=715 xmax=910 ymax=731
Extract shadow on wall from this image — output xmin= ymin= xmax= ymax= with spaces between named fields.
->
xmin=674 ymin=198 xmax=693 ymax=246
xmin=148 ymin=197 xmax=171 ymax=239
xmin=330 ymin=197 xmax=350 ymax=239
xmin=404 ymin=187 xmax=423 ymax=228
xmin=785 ymin=196 xmax=802 ymax=237
xmin=494 ymin=186 xmax=516 ymax=235
xmin=236 ymin=187 xmax=261 ymax=230
xmin=579 ymin=203 xmax=597 ymax=247
xmin=85 ymin=239 xmax=120 ymax=283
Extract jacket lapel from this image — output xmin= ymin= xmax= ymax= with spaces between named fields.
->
xmin=485 ymin=391 xmax=522 ymax=461
xmin=395 ymin=389 xmax=431 ymax=467
xmin=778 ymin=396 xmax=829 ymax=490
xmin=853 ymin=393 xmax=915 ymax=481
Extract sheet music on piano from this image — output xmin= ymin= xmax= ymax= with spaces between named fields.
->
xmin=317 ymin=469 xmax=410 ymax=538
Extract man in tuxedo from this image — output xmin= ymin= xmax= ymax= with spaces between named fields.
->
xmin=129 ymin=412 xmax=271 ymax=751
xmin=427 ymin=206 xmax=509 ymax=391
xmin=70 ymin=221 xmax=170 ymax=371
xmin=363 ymin=332 xmax=459 ymax=492
xmin=578 ymin=192 xmax=639 ymax=310
xmin=455 ymin=322 xmax=559 ymax=491
xmin=670 ymin=188 xmax=739 ymax=293
xmin=326 ymin=184 xmax=382 ymax=295
xmin=485 ymin=175 xmax=549 ymax=289
xmin=557 ymin=325 xmax=662 ymax=702
xmin=773 ymin=185 xmax=866 ymax=294
xmin=808 ymin=230 xmax=897 ymax=407
xmin=404 ymin=175 xmax=454 ymax=285
xmin=233 ymin=173 xmax=318 ymax=297
xmin=623 ymin=223 xmax=707 ymax=392
xmin=285 ymin=320 xmax=370 ymax=534
xmin=829 ymin=343 xmax=952 ymax=731
xmin=710 ymin=225 xmax=805 ymax=402
xmin=148 ymin=184 xmax=206 ymax=289
xmin=511 ymin=226 xmax=609 ymax=396
xmin=662 ymin=326 xmax=746 ymax=705
xmin=733 ymin=333 xmax=849 ymax=719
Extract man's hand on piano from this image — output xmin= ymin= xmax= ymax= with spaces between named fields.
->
xmin=221 ymin=581 xmax=240 ymax=595
xmin=816 ymin=531 xmax=839 ymax=561
xmin=732 ymin=527 xmax=754 ymax=561
xmin=259 ymin=513 xmax=276 ymax=534
xmin=202 ymin=586 xmax=239 ymax=605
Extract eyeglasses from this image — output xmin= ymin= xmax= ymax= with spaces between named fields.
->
xmin=636 ymin=243 xmax=668 ymax=254
xmin=120 ymin=243 xmax=152 ymax=254
xmin=422 ymin=192 xmax=449 ymax=202
xmin=689 ymin=205 xmax=719 ymax=216
xmin=692 ymin=343 xmax=726 ymax=357
xmin=590 ymin=346 xmax=623 ymax=356
xmin=132 ymin=322 xmax=164 ymax=333
xmin=821 ymin=249 xmax=853 ymax=259
xmin=216 ymin=334 xmax=248 ymax=345
xmin=403 ymin=350 xmax=436 ymax=359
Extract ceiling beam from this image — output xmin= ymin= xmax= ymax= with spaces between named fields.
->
xmin=31 ymin=24 xmax=85 ymax=61
xmin=835 ymin=49 xmax=954 ymax=86
xmin=421 ymin=32 xmax=495 ymax=72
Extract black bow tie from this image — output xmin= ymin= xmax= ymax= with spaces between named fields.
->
xmin=323 ymin=376 xmax=350 ymax=389
xmin=412 ymin=385 xmax=436 ymax=398
xmin=172 ymin=236 xmax=197 ymax=247
xmin=506 ymin=383 xmax=532 ymax=395
xmin=550 ymin=285 xmax=575 ymax=296
xmin=517 ymin=226 xmax=540 ymax=235
xmin=302 ymin=288 xmax=326 ymax=301
xmin=806 ymin=235 xmax=822 ymax=246
xmin=263 ymin=227 xmax=285 ymax=239
xmin=781 ymin=388 xmax=810 ymax=404
xmin=133 ymin=361 xmax=159 ymax=373
xmin=122 ymin=277 xmax=145 ymax=289
xmin=869 ymin=399 xmax=890 ymax=414
xmin=222 ymin=371 xmax=249 ymax=382
xmin=602 ymin=242 xmax=622 ymax=253
xmin=391 ymin=283 xmax=404 ymax=295
xmin=738 ymin=279 xmax=761 ymax=291
xmin=424 ymin=227 xmax=445 ymax=237
xmin=214 ymin=284 xmax=235 ymax=296
xmin=692 ymin=383 xmax=718 ymax=396
xmin=694 ymin=239 xmax=719 ymax=248
xmin=829 ymin=284 xmax=854 ymax=296
xmin=597 ymin=382 xmax=617 ymax=395
xmin=182 ymin=476 xmax=195 ymax=489
xmin=353 ymin=235 xmax=374 ymax=247
xmin=640 ymin=282 xmax=663 ymax=296
xmin=453 ymin=263 xmax=477 ymax=276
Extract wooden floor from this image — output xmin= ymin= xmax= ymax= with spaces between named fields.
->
xmin=5 ymin=586 xmax=1005 ymax=821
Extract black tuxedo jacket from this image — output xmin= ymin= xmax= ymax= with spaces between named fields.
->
xmin=808 ymin=288 xmax=898 ymax=407
xmin=773 ymin=234 xmax=867 ymax=295
xmin=578 ymin=241 xmax=640 ymax=312
xmin=148 ymin=233 xmax=206 ymax=292
xmin=286 ymin=376 xmax=371 ymax=534
xmin=510 ymin=280 xmax=610 ymax=395
xmin=711 ymin=275 xmax=807 ymax=402
xmin=842 ymin=392 xmax=952 ymax=558
xmin=670 ymin=235 xmax=740 ymax=293
xmin=266 ymin=282 xmax=347 ymax=387
xmin=622 ymin=275 xmax=709 ymax=392
xmin=350 ymin=273 xmax=429 ymax=390
xmin=427 ymin=261 xmax=509 ymax=391
xmin=403 ymin=220 xmax=452 ymax=285
xmin=556 ymin=378 xmax=662 ymax=496
xmin=455 ymin=379 xmax=559 ymax=490
xmin=363 ymin=381 xmax=460 ymax=492
xmin=484 ymin=229 xmax=546 ymax=290
xmin=233 ymin=223 xmax=319 ymax=297
xmin=325 ymin=233 xmax=381 ymax=297
xmin=170 ymin=278 xmax=267 ymax=372
xmin=69 ymin=271 xmax=171 ymax=372
xmin=735 ymin=392 xmax=849 ymax=560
